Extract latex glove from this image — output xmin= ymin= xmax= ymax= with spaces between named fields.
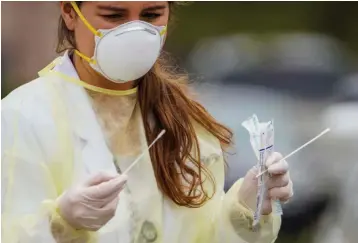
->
xmin=57 ymin=172 xmax=128 ymax=231
xmin=238 ymin=152 xmax=293 ymax=215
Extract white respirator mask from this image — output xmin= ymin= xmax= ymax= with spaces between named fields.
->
xmin=70 ymin=2 xmax=167 ymax=83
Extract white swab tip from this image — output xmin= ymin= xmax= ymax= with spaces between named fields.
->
xmin=158 ymin=129 xmax=166 ymax=138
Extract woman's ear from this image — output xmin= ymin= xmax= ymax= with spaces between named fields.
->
xmin=60 ymin=1 xmax=77 ymax=31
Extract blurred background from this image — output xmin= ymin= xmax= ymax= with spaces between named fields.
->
xmin=2 ymin=1 xmax=358 ymax=242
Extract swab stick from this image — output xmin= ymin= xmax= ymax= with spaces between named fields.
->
xmin=123 ymin=130 xmax=166 ymax=175
xmin=256 ymin=128 xmax=331 ymax=178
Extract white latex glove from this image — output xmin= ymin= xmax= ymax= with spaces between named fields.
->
xmin=239 ymin=152 xmax=293 ymax=215
xmin=57 ymin=172 xmax=128 ymax=231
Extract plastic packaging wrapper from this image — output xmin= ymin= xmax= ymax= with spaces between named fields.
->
xmin=242 ymin=114 xmax=283 ymax=231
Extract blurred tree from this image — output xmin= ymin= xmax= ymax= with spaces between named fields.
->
xmin=166 ymin=2 xmax=358 ymax=59
xmin=314 ymin=2 xmax=358 ymax=53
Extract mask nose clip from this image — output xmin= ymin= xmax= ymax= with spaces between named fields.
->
xmin=144 ymin=28 xmax=157 ymax=35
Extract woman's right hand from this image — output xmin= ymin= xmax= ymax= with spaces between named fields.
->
xmin=57 ymin=172 xmax=128 ymax=231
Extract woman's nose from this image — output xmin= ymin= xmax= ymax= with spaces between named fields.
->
xmin=127 ymin=14 xmax=141 ymax=22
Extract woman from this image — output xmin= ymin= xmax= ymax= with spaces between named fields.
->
xmin=1 ymin=2 xmax=293 ymax=243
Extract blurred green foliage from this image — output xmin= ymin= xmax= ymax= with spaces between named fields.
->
xmin=167 ymin=2 xmax=358 ymax=58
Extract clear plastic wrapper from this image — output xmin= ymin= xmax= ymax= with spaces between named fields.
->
xmin=242 ymin=114 xmax=283 ymax=231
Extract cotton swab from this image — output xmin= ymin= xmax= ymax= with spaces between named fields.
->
xmin=256 ymin=128 xmax=331 ymax=178
xmin=123 ymin=129 xmax=166 ymax=175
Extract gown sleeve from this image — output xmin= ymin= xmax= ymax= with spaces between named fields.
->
xmin=1 ymin=107 xmax=95 ymax=243
xmin=222 ymin=178 xmax=281 ymax=243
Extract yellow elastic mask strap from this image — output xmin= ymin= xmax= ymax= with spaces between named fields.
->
xmin=74 ymin=50 xmax=96 ymax=65
xmin=70 ymin=2 xmax=102 ymax=38
xmin=160 ymin=26 xmax=167 ymax=36
xmin=69 ymin=2 xmax=98 ymax=65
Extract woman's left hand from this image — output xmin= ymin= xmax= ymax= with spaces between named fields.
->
xmin=238 ymin=152 xmax=294 ymax=215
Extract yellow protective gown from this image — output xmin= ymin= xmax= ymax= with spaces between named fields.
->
xmin=1 ymin=52 xmax=281 ymax=243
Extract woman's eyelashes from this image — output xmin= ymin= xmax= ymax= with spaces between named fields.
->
xmin=100 ymin=12 xmax=163 ymax=23
xmin=101 ymin=14 xmax=125 ymax=22
xmin=140 ymin=12 xmax=162 ymax=21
